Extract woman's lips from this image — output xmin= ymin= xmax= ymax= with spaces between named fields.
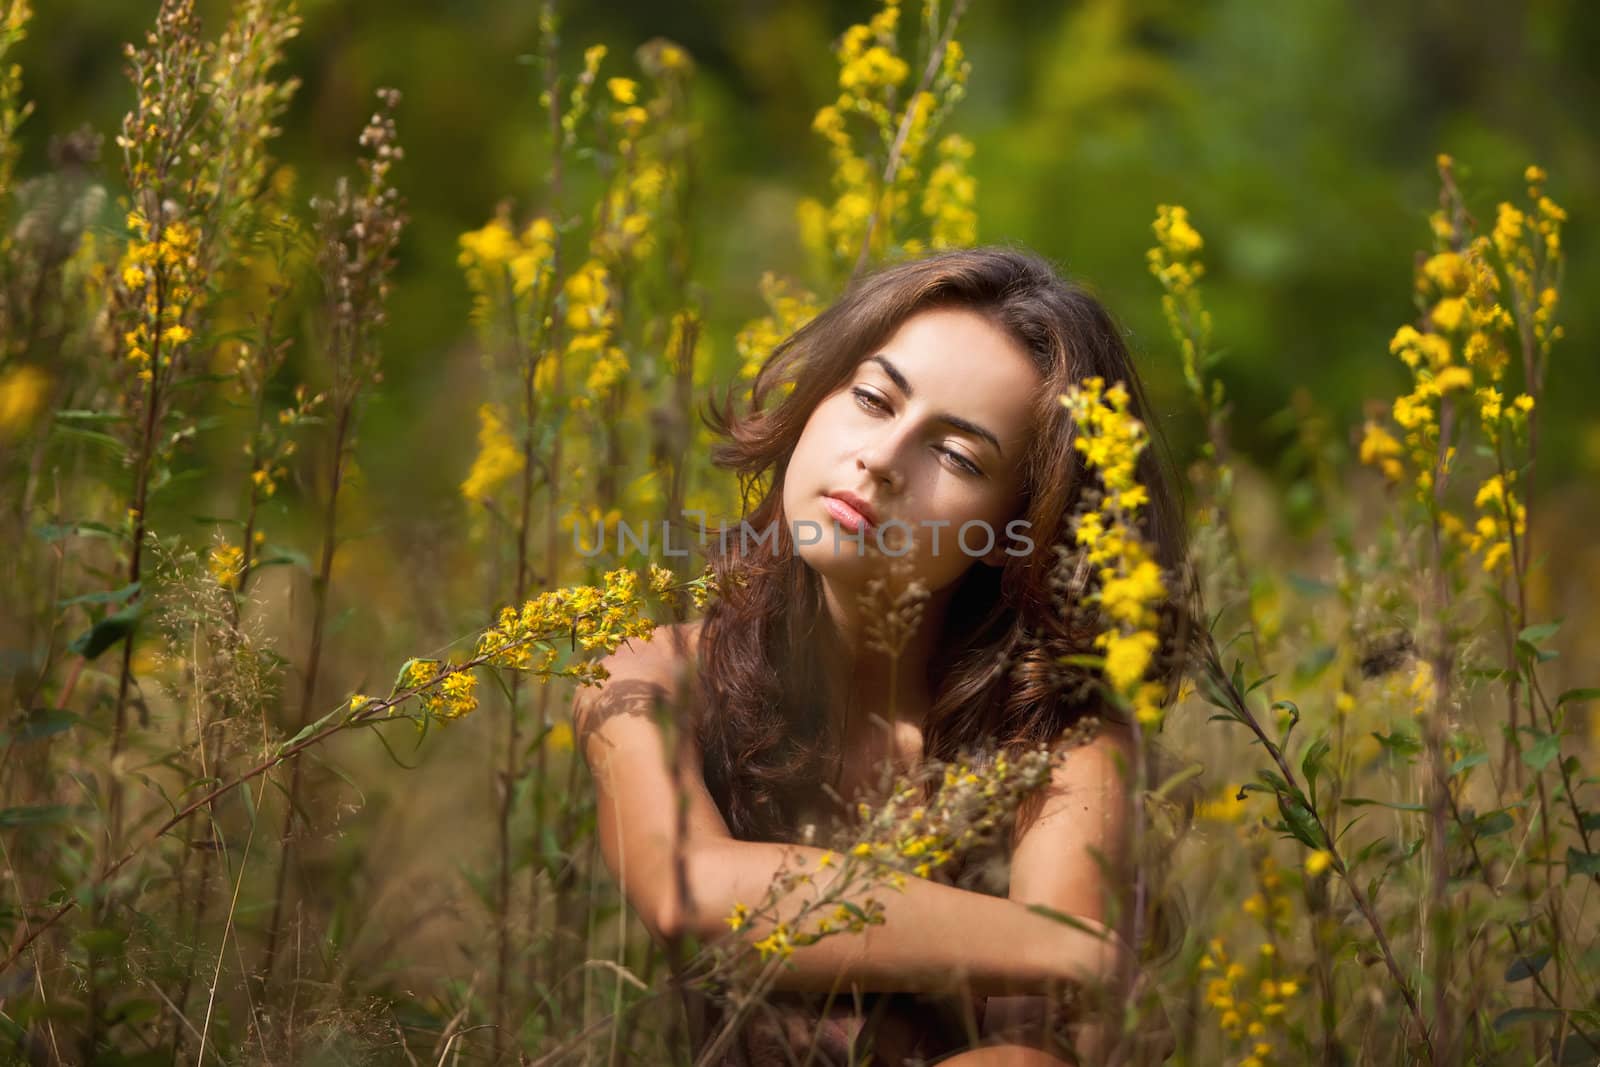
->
xmin=822 ymin=494 xmax=874 ymax=533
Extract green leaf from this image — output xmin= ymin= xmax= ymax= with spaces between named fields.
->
xmin=1293 ymin=645 xmax=1337 ymax=684
xmin=367 ymin=721 xmax=422 ymax=770
xmin=1450 ymin=752 xmax=1487 ymax=776
xmin=117 ymin=999 xmax=165 ymax=1030
xmin=34 ymin=520 xmax=124 ymax=544
xmin=53 ymin=408 xmax=127 ymax=424
xmin=254 ymin=546 xmax=313 ymax=572
xmin=50 ymin=424 xmax=127 ymax=453
xmin=1517 ymin=639 xmax=1559 ymax=665
xmin=1344 ymin=797 xmax=1430 ymax=813
xmin=57 ymin=581 xmax=142 ymax=609
xmin=1471 ymin=810 xmax=1515 ymax=837
xmin=74 ymin=926 xmax=128 ymax=955
xmin=1493 ymin=1007 xmax=1564 ymax=1030
xmin=1245 ymin=672 xmax=1279 ymax=696
xmin=1276 ymin=793 xmax=1325 ymax=850
xmin=1371 ymin=728 xmax=1422 ymax=757
xmin=1556 ymin=687 xmax=1600 ymax=707
xmin=1301 ymin=736 xmax=1331 ymax=797
xmin=1 ymin=709 xmax=81 ymax=745
xmin=1287 ymin=573 xmax=1335 ymax=597
xmin=540 ymin=824 xmax=564 ymax=874
xmin=278 ymin=705 xmax=344 ymax=753
xmin=1518 ymin=621 xmax=1561 ymax=646
xmin=1505 ymin=950 xmax=1551 ymax=982
xmin=1025 ymin=902 xmax=1107 ymax=936
xmin=0 ymin=805 xmax=71 ymax=828
xmin=68 ymin=602 xmax=143 ymax=660
xmin=1522 ymin=731 xmax=1561 ymax=772
xmin=1566 ymin=848 xmax=1600 ymax=878
xmin=836 ymin=901 xmax=871 ymax=925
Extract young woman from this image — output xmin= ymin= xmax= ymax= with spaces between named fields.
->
xmin=576 ymin=247 xmax=1192 ymax=1065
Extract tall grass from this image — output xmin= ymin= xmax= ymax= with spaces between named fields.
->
xmin=0 ymin=0 xmax=1594 ymax=1063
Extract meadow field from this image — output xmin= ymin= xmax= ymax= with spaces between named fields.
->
xmin=2 ymin=0 xmax=1598 ymax=1063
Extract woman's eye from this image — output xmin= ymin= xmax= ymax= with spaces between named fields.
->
xmin=853 ymin=388 xmax=983 ymax=476
xmin=939 ymin=448 xmax=982 ymax=476
xmin=851 ymin=387 xmax=888 ymax=414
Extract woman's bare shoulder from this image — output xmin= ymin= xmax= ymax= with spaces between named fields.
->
xmin=636 ymin=617 xmax=704 ymax=681
xmin=574 ymin=619 xmax=706 ymax=759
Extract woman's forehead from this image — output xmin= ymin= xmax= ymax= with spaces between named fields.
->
xmin=860 ymin=308 xmax=1041 ymax=437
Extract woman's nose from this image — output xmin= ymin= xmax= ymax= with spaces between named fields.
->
xmin=856 ymin=437 xmax=905 ymax=494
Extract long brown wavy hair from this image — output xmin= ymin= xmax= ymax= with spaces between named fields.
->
xmin=695 ymin=245 xmax=1198 ymax=851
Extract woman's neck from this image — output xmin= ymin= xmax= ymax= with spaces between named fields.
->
xmin=814 ymin=574 xmax=953 ymax=738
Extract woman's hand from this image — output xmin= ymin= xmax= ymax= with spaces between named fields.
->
xmin=973 ymin=922 xmax=1175 ymax=1065
xmin=1066 ymin=966 xmax=1175 ymax=1066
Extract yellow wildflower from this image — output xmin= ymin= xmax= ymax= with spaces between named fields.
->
xmin=1153 ymin=204 xmax=1204 ymax=257
xmin=753 ymin=923 xmax=795 ymax=961
xmin=1358 ymin=420 xmax=1403 ymax=482
xmin=1433 ymin=365 xmax=1472 ymax=393
xmin=605 ymin=77 xmax=637 ymax=105
xmin=0 ymin=364 xmax=48 ymax=439
xmin=207 ymin=543 xmax=245 ymax=589
xmin=460 ymin=403 xmax=524 ymax=505
xmin=1195 ymin=788 xmax=1250 ymax=823
xmin=547 ymin=720 xmax=574 ymax=752
xmin=1429 ymin=297 xmax=1467 ymax=333
xmin=1060 ymin=376 xmax=1168 ymax=725
xmin=401 ymin=659 xmax=480 ymax=724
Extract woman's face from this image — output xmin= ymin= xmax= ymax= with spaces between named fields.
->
xmin=781 ymin=305 xmax=1042 ymax=593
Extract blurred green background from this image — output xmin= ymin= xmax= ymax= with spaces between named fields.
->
xmin=19 ymin=0 xmax=1600 ymax=504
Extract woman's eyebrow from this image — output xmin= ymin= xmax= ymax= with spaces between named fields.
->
xmin=866 ymin=354 xmax=1005 ymax=458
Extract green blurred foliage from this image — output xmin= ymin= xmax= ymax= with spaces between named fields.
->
xmin=17 ymin=0 xmax=1600 ymax=505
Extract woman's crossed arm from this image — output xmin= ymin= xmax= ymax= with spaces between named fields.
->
xmin=574 ymin=628 xmax=1133 ymax=1009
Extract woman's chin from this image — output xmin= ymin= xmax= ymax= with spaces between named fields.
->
xmin=795 ymin=542 xmax=881 ymax=580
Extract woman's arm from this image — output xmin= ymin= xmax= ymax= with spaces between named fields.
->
xmin=577 ymin=628 xmax=1130 ymax=1002
xmin=670 ymin=836 xmax=1131 ymax=999
xmin=977 ymin=722 xmax=1169 ymax=1062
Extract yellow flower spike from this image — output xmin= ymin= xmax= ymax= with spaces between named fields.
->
xmin=1305 ymin=849 xmax=1332 ymax=876
xmin=207 ymin=544 xmax=244 ymax=589
xmin=461 ymin=403 xmax=524 ymax=505
xmin=605 ymin=77 xmax=637 ymax=105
